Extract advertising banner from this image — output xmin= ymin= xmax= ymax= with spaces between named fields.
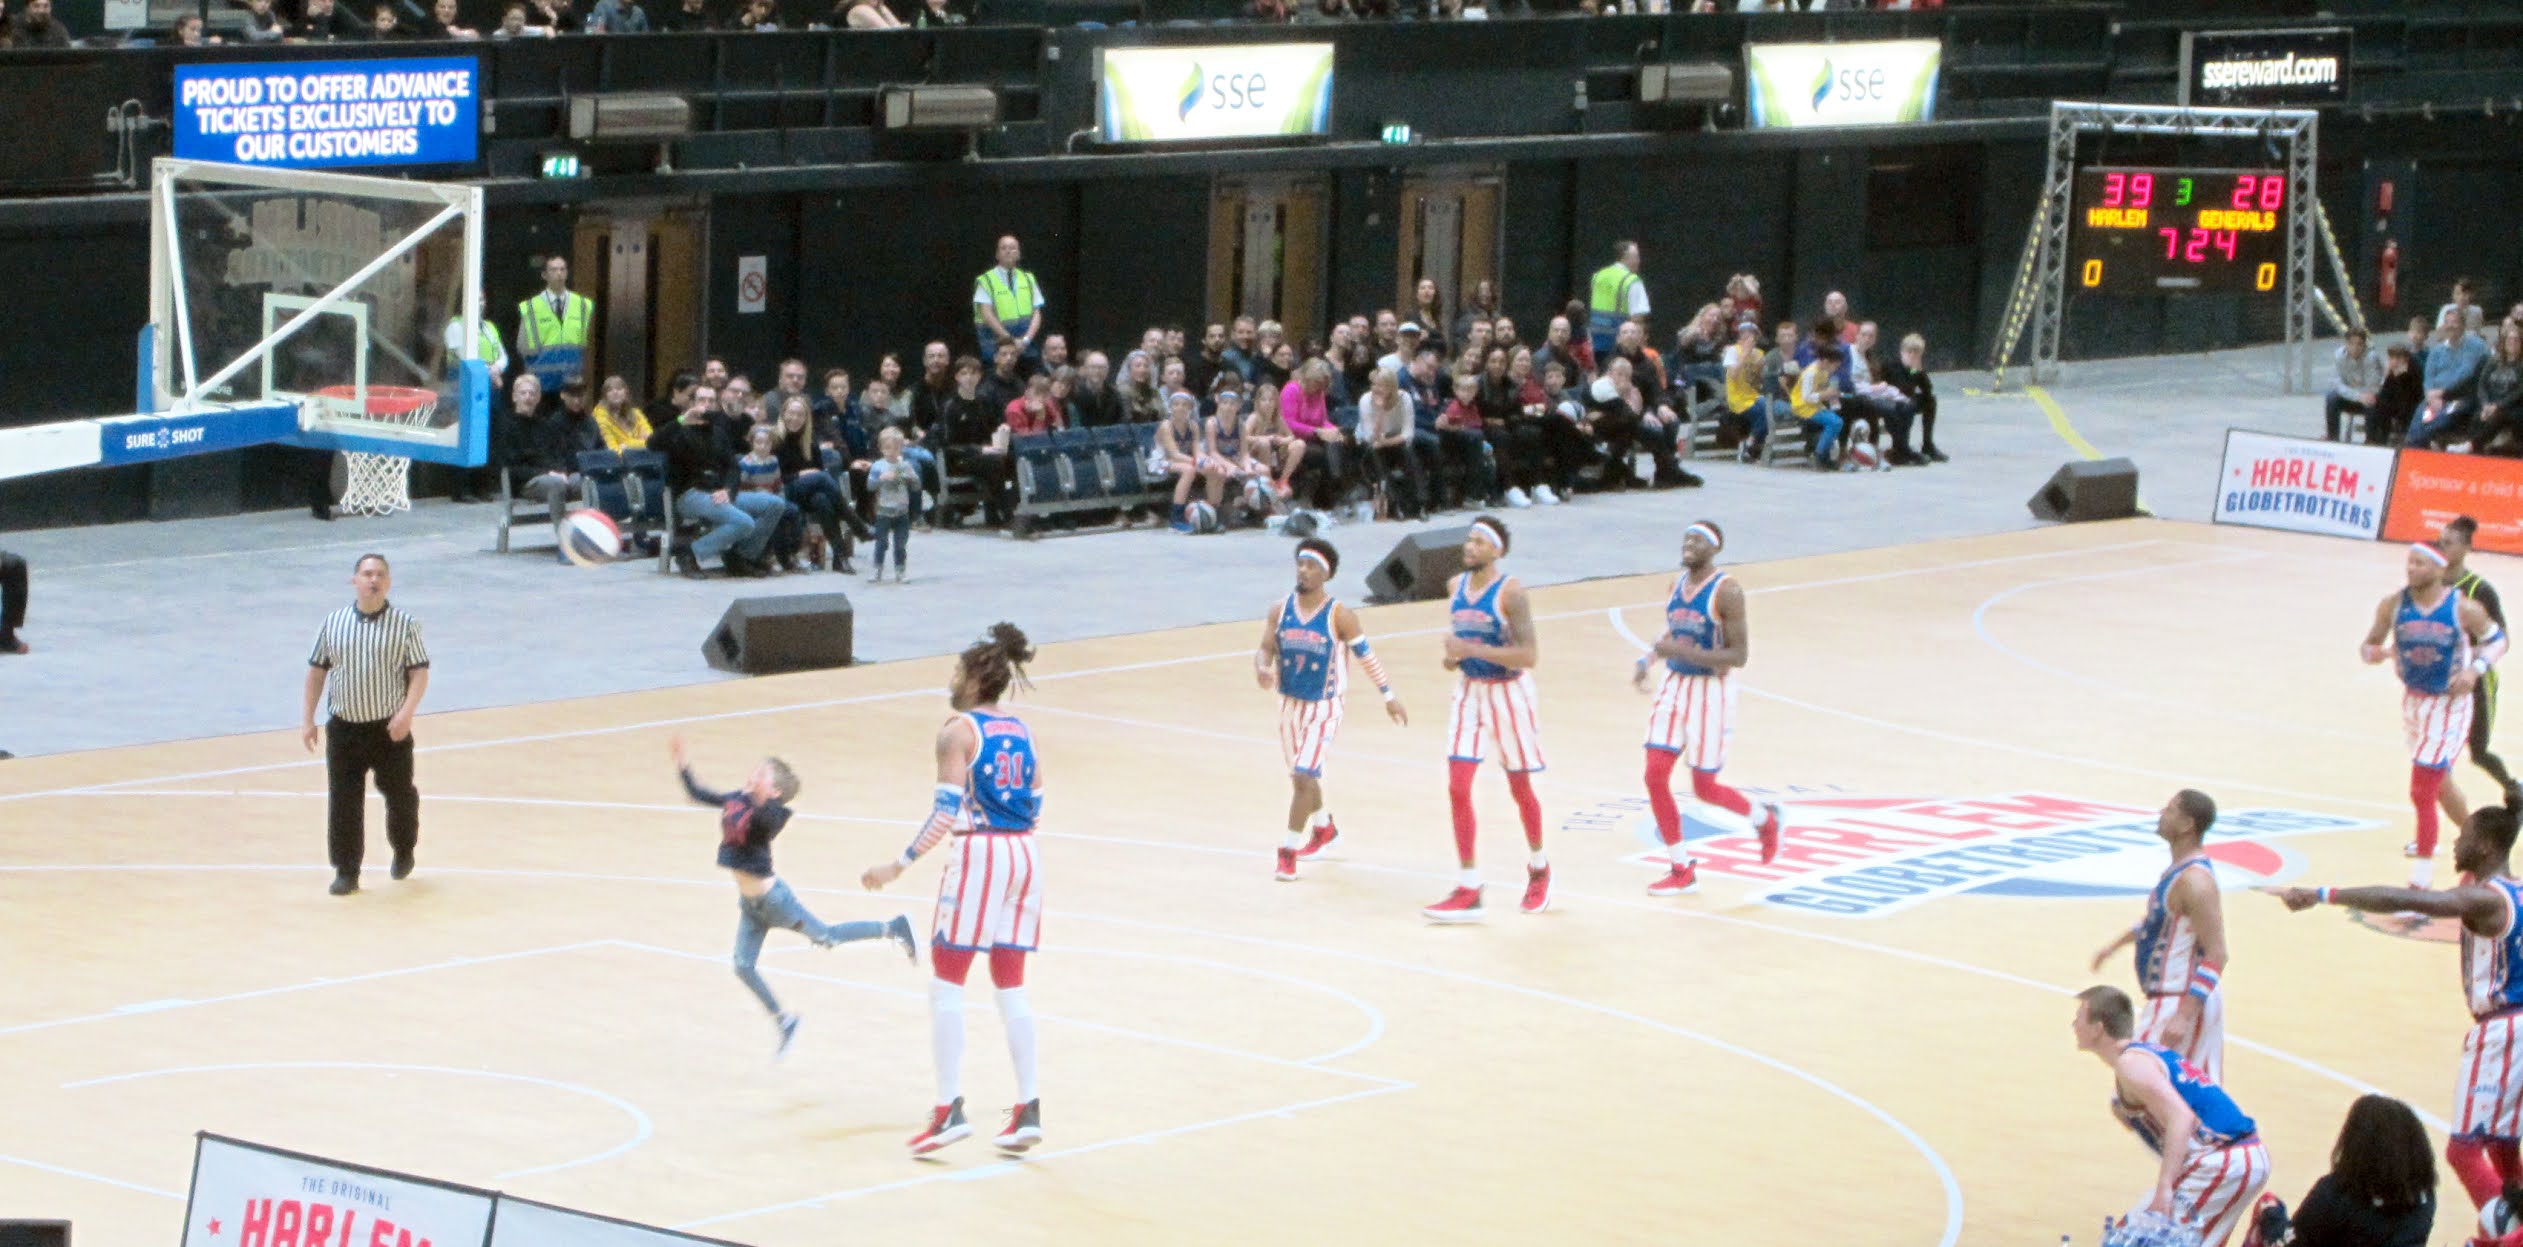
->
xmin=2211 ymin=429 xmax=2394 ymax=540
xmin=2179 ymin=27 xmax=2351 ymax=108
xmin=181 ymin=1134 xmax=496 ymax=1247
xmin=2382 ymin=448 xmax=2523 ymax=555
xmin=174 ymin=57 xmax=481 ymax=169
xmin=1096 ymin=44 xmax=1333 ymax=144
xmin=1743 ymin=39 xmax=1939 ymax=129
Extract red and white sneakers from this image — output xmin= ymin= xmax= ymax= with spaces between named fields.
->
xmin=1520 ymin=865 xmax=1552 ymax=914
xmin=1298 ymin=818 xmax=1341 ymax=859
xmin=1421 ymin=885 xmax=1485 ymax=923
xmin=907 ymin=1098 xmax=971 ymax=1156
xmin=994 ymin=1100 xmax=1042 ymax=1153
xmin=1756 ymin=802 xmax=1784 ymax=864
xmin=1274 ymin=848 xmax=1299 ymax=882
xmin=1647 ymin=861 xmax=1699 ymax=896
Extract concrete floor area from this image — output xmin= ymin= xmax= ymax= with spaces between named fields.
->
xmin=0 ymin=339 xmax=2331 ymax=756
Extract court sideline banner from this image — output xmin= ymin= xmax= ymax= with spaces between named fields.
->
xmin=182 ymin=1134 xmax=497 ymax=1247
xmin=2383 ymin=447 xmax=2523 ymax=556
xmin=2211 ymin=429 xmax=2394 ymax=540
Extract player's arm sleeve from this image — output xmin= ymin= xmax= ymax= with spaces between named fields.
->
xmin=2481 ymin=581 xmax=2507 ymax=629
xmin=677 ymin=766 xmax=730 ymax=808
xmin=1349 ymin=636 xmax=1393 ymax=698
xmin=898 ymin=784 xmax=961 ymax=866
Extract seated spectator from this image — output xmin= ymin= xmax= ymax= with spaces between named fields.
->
xmin=501 ymin=375 xmax=599 ymax=534
xmin=1328 ymin=323 xmax=1372 ymax=406
xmin=1763 ymin=320 xmax=1802 ymax=410
xmin=1221 ymin=316 xmax=1261 ymax=383
xmin=591 ymin=374 xmax=652 ymax=451
xmin=1158 ymin=391 xmax=1230 ymax=531
xmin=1537 ymin=359 xmax=1596 ymax=499
xmin=2472 ymin=322 xmax=2523 ymax=456
xmin=810 ymin=368 xmax=872 ymax=493
xmin=1357 ymin=365 xmax=1427 ymax=520
xmin=865 ymin=428 xmax=918 ymax=582
xmin=419 ymin=0 xmax=482 ymax=35
xmin=716 ymin=374 xmax=764 ymax=446
xmin=1379 ymin=321 xmax=1427 ymax=377
xmin=1185 ymin=325 xmax=1228 ymax=399
xmin=8 ymin=0 xmax=71 ymax=43
xmin=2324 ymin=328 xmax=2383 ymax=444
xmin=1118 ymin=350 xmax=1164 ymax=424
xmin=1005 ymin=374 xmax=1064 ymax=437
xmin=1453 ymin=278 xmax=1498 ymax=348
xmin=843 ymin=0 xmax=903 ymax=27
xmin=979 ymin=339 xmax=1027 ymax=419
xmin=2408 ymin=307 xmax=2492 ymax=450
xmin=1533 ymin=315 xmax=1584 ymax=389
xmin=2442 ymin=276 xmax=2487 ymax=341
xmin=370 ymin=3 xmax=420 ymax=36
xmin=1723 ymin=320 xmax=1786 ymax=460
xmin=2401 ymin=315 xmax=2434 ymax=359
xmin=1158 ymin=355 xmax=1191 ymax=408
xmin=1478 ymin=346 xmax=1543 ymax=508
xmin=873 ymin=353 xmax=913 ymax=423
xmin=649 ymin=384 xmax=785 ymax=577
xmin=1880 ymin=332 xmax=1944 ymax=463
xmin=525 ymin=0 xmax=579 ymax=30
xmin=1847 ymin=321 xmax=1921 ymax=464
xmin=0 ymin=548 xmax=26 ymax=656
xmin=1204 ymin=385 xmax=1268 ymax=518
xmin=1440 ymin=370 xmax=1501 ymax=506
xmin=734 ymin=0 xmax=777 ymax=27
xmin=733 ymin=424 xmax=807 ymax=572
xmin=2369 ymin=344 xmax=2422 ymax=446
xmin=774 ymin=395 xmax=853 ymax=573
xmin=659 ymin=0 xmax=712 ymax=28
xmin=1672 ymin=303 xmax=1728 ymax=398
xmin=1242 ymin=380 xmax=1302 ymax=501
xmin=171 ymin=13 xmax=216 ymax=43
xmin=2280 ymin=1094 xmax=2433 ymax=1247
xmin=587 ymin=0 xmax=649 ymax=30
xmin=1792 ymin=343 xmax=1850 ymax=470
xmin=1727 ymin=273 xmax=1765 ymax=326
xmin=1505 ymin=347 xmax=1561 ymax=506
xmin=1259 ymin=338 xmax=1297 ymax=396
xmin=1411 ymin=280 xmax=1448 ymax=355
xmin=1281 ymin=359 xmax=1349 ymax=511
xmin=1560 ymin=298 xmax=1596 ymax=377
xmin=1491 ymin=316 xmax=1520 ymax=355
xmin=1070 ymin=351 xmax=1123 ymax=428
xmin=289 ymin=0 xmax=362 ymax=39
xmin=232 ymin=0 xmax=287 ymax=38
xmin=1608 ymin=321 xmax=1692 ymax=487
xmin=910 ymin=0 xmax=968 ymax=28
xmin=940 ymin=355 xmax=1014 ymax=527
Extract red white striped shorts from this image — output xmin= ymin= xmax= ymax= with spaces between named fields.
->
xmin=932 ymin=830 xmax=1041 ymax=953
xmin=2456 ymin=1012 xmax=2523 ymax=1141
xmin=2136 ymin=989 xmax=2225 ymax=1086
xmin=1447 ymin=673 xmax=1545 ymax=773
xmin=1645 ymin=670 xmax=1733 ymax=771
xmin=2136 ymin=1138 xmax=2267 ymax=1247
xmin=2406 ymin=689 xmax=2475 ymax=769
xmin=1279 ymin=695 xmax=1345 ymax=779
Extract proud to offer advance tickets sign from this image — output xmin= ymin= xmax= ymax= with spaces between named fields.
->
xmin=174 ymin=56 xmax=480 ymax=169
xmin=1097 ymin=44 xmax=1333 ymax=144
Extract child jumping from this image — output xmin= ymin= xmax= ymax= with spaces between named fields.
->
xmin=672 ymin=734 xmax=918 ymax=1057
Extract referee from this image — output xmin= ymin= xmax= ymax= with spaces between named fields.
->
xmin=2443 ymin=515 xmax=2522 ymax=808
xmin=302 ymin=553 xmax=431 ymax=896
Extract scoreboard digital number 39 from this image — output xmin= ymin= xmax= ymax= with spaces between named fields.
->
xmin=2067 ymin=167 xmax=2289 ymax=296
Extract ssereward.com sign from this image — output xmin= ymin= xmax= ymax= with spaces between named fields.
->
xmin=1744 ymin=39 xmax=1939 ymax=129
xmin=1097 ymin=44 xmax=1333 ymax=144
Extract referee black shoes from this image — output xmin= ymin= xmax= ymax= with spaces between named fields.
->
xmin=391 ymin=850 xmax=414 ymax=881
xmin=328 ymin=875 xmax=357 ymax=896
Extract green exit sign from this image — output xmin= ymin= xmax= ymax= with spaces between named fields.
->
xmin=1380 ymin=122 xmax=1414 ymax=145
xmin=540 ymin=152 xmax=585 ymax=179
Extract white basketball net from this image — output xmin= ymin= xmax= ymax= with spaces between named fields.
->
xmin=327 ymin=389 xmax=440 ymax=518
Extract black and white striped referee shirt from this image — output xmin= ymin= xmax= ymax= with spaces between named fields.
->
xmin=308 ymin=602 xmax=430 ymax=724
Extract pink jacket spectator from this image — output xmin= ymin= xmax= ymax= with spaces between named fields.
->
xmin=1279 ymin=379 xmax=1330 ymax=438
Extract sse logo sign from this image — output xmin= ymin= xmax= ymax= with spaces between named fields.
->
xmin=1176 ymin=64 xmax=1274 ymax=122
xmin=1747 ymin=39 xmax=1941 ymax=129
xmin=1810 ymin=58 xmax=1894 ymax=109
xmin=1099 ymin=44 xmax=1333 ymax=144
xmin=1563 ymin=791 xmax=2368 ymax=918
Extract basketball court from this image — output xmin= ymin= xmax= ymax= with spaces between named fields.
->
xmin=0 ymin=517 xmax=2495 ymax=1245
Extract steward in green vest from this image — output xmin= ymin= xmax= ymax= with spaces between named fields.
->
xmin=1588 ymin=240 xmax=1646 ymax=359
xmin=517 ymin=256 xmax=593 ymax=391
xmin=972 ymin=235 xmax=1045 ymax=367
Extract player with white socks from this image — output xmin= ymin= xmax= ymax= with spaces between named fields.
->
xmin=863 ymin=623 xmax=1047 ymax=1157
xmin=1255 ymin=538 xmax=1408 ymax=882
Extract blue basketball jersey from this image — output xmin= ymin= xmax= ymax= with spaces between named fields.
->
xmin=2135 ymin=856 xmax=2213 ymax=996
xmin=964 ymin=710 xmax=1041 ymax=831
xmin=2464 ymin=876 xmax=2523 ymax=1019
xmin=2396 ymin=588 xmax=2469 ymax=696
xmin=1211 ymin=415 xmax=1244 ymax=459
xmin=1275 ymin=592 xmax=1343 ymax=703
xmin=2117 ymin=1042 xmax=2257 ymax=1154
xmin=1451 ymin=573 xmax=1513 ymax=682
xmin=1663 ymin=571 xmax=1728 ymax=676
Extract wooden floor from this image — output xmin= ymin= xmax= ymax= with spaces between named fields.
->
xmin=0 ymin=518 xmax=2499 ymax=1246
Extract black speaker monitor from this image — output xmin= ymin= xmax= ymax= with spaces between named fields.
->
xmin=703 ymin=593 xmax=855 ymax=675
xmin=2028 ymin=458 xmax=2141 ymax=523
xmin=1365 ymin=526 xmax=1473 ymax=603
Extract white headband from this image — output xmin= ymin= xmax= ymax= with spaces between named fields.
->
xmin=1468 ymin=520 xmax=1505 ymax=552
xmin=2414 ymin=542 xmax=2449 ymax=567
xmin=1296 ymin=549 xmax=1331 ymax=571
xmin=1685 ymin=522 xmax=1722 ymax=550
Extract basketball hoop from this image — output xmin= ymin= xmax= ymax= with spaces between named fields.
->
xmin=314 ymin=385 xmax=441 ymax=518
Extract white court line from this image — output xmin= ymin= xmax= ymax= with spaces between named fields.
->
xmin=0 ymin=940 xmax=614 ymax=1038
xmin=60 ymin=1061 xmax=654 ymax=1180
xmin=612 ymin=939 xmax=1405 ymax=1088
xmin=0 ymin=537 xmax=2191 ymax=807
xmin=1967 ymin=553 xmax=2387 ymax=745
xmin=1048 ymin=945 xmax=1391 ymax=1067
xmin=0 ymin=1151 xmax=184 ymax=1200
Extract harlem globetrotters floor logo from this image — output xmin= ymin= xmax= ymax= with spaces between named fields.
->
xmin=1561 ymin=791 xmax=2374 ymax=918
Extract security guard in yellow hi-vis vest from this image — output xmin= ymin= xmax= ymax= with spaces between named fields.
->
xmin=516 ymin=256 xmax=593 ymax=392
xmin=444 ymin=291 xmax=509 ymax=388
xmin=1587 ymin=239 xmax=1649 ymax=361
xmin=972 ymin=234 xmax=1045 ymax=368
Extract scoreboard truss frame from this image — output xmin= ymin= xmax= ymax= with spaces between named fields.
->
xmin=1992 ymin=101 xmax=2320 ymax=394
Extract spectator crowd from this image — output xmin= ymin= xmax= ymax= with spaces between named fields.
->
xmin=2323 ymin=277 xmax=2523 ymax=457
xmin=463 ymin=234 xmax=1949 ymax=578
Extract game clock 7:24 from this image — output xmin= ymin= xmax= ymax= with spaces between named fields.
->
xmin=2067 ymin=167 xmax=2289 ymax=296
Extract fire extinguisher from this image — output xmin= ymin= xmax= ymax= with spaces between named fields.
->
xmin=2378 ymin=239 xmax=2400 ymax=311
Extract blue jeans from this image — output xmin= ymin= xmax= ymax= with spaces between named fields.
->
xmin=1806 ymin=410 xmax=1846 ymax=464
xmin=680 ymin=488 xmax=787 ymax=564
xmin=733 ymin=879 xmax=886 ymax=1016
xmin=2406 ymin=399 xmax=2478 ymax=450
xmin=1738 ymin=397 xmax=1787 ymax=443
xmin=871 ymin=512 xmax=912 ymax=570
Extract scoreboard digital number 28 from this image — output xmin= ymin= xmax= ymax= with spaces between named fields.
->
xmin=2066 ymin=167 xmax=2289 ymax=296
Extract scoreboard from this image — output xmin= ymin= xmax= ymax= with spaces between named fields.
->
xmin=2065 ymin=166 xmax=2289 ymax=296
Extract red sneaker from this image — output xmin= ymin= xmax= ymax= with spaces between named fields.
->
xmin=1298 ymin=819 xmax=1341 ymax=859
xmin=994 ymin=1100 xmax=1042 ymax=1153
xmin=1274 ymin=848 xmax=1298 ymax=882
xmin=1647 ymin=862 xmax=1699 ymax=896
xmin=907 ymin=1098 xmax=971 ymax=1156
xmin=1756 ymin=803 xmax=1784 ymax=865
xmin=1421 ymin=885 xmax=1485 ymax=923
xmin=1520 ymin=865 xmax=1552 ymax=914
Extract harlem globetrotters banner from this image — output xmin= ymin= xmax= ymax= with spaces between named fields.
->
xmin=2212 ymin=429 xmax=2395 ymax=540
xmin=181 ymin=1134 xmax=496 ymax=1247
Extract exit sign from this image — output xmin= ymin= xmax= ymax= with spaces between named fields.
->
xmin=540 ymin=152 xmax=585 ymax=179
